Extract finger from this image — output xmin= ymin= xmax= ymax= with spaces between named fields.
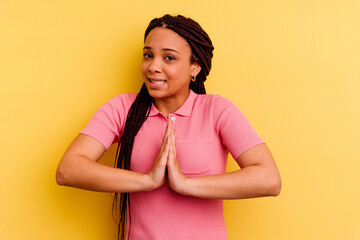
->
xmin=168 ymin=135 xmax=178 ymax=163
xmin=172 ymin=125 xmax=176 ymax=146
xmin=169 ymin=126 xmax=177 ymax=156
xmin=160 ymin=135 xmax=170 ymax=164
xmin=167 ymin=142 xmax=174 ymax=166
xmin=165 ymin=118 xmax=173 ymax=138
xmin=160 ymin=122 xmax=171 ymax=153
xmin=168 ymin=148 xmax=180 ymax=175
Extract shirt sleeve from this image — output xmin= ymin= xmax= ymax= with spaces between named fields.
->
xmin=80 ymin=93 xmax=136 ymax=150
xmin=213 ymin=95 xmax=264 ymax=160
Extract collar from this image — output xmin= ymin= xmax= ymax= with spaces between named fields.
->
xmin=148 ymin=90 xmax=197 ymax=117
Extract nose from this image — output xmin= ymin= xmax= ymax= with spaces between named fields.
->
xmin=148 ymin=57 xmax=162 ymax=73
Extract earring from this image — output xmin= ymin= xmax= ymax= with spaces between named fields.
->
xmin=191 ymin=76 xmax=196 ymax=82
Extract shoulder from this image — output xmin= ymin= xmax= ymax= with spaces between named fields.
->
xmin=195 ymin=94 xmax=248 ymax=130
xmin=107 ymin=92 xmax=138 ymax=107
xmin=90 ymin=92 xmax=138 ymax=121
xmin=80 ymin=92 xmax=139 ymax=149
xmin=99 ymin=92 xmax=138 ymax=113
xmin=195 ymin=93 xmax=236 ymax=112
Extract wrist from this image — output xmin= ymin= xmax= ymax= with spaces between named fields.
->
xmin=143 ymin=173 xmax=156 ymax=191
xmin=175 ymin=176 xmax=193 ymax=196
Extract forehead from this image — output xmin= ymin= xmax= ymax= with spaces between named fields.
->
xmin=144 ymin=27 xmax=191 ymax=53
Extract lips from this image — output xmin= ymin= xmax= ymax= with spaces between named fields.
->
xmin=149 ymin=79 xmax=166 ymax=85
xmin=148 ymin=77 xmax=166 ymax=83
xmin=147 ymin=77 xmax=167 ymax=88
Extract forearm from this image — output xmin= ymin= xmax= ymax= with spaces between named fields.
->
xmin=56 ymin=156 xmax=152 ymax=193
xmin=181 ymin=165 xmax=281 ymax=199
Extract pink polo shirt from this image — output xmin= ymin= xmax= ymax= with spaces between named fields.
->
xmin=81 ymin=90 xmax=264 ymax=240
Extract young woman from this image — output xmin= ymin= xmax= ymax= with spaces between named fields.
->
xmin=56 ymin=14 xmax=281 ymax=240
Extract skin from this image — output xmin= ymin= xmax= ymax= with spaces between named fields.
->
xmin=141 ymin=27 xmax=201 ymax=116
xmin=56 ymin=27 xmax=281 ymax=199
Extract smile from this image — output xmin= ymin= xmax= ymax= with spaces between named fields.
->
xmin=148 ymin=78 xmax=167 ymax=85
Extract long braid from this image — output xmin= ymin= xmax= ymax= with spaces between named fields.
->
xmin=113 ymin=84 xmax=152 ymax=240
xmin=113 ymin=14 xmax=214 ymax=240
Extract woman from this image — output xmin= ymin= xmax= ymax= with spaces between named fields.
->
xmin=56 ymin=14 xmax=281 ymax=240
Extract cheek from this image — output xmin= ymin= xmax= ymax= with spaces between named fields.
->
xmin=168 ymin=64 xmax=191 ymax=79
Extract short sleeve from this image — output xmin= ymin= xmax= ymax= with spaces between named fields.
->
xmin=80 ymin=93 xmax=136 ymax=150
xmin=213 ymin=95 xmax=264 ymax=159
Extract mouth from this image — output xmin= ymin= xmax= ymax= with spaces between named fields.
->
xmin=148 ymin=77 xmax=167 ymax=86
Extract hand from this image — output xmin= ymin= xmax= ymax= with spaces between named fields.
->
xmin=146 ymin=120 xmax=171 ymax=190
xmin=166 ymin=119 xmax=190 ymax=195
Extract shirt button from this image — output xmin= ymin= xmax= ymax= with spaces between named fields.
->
xmin=171 ymin=116 xmax=176 ymax=121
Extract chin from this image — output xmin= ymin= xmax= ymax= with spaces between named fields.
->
xmin=149 ymin=91 xmax=169 ymax=100
xmin=145 ymin=87 xmax=165 ymax=99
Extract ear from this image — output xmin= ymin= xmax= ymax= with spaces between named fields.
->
xmin=191 ymin=62 xmax=201 ymax=78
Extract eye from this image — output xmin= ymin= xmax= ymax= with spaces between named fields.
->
xmin=143 ymin=53 xmax=153 ymax=59
xmin=164 ymin=55 xmax=176 ymax=61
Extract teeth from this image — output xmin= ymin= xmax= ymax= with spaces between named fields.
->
xmin=150 ymin=79 xmax=166 ymax=85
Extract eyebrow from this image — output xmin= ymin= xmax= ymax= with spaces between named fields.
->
xmin=143 ymin=46 xmax=180 ymax=54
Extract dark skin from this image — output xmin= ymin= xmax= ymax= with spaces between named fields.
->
xmin=56 ymin=27 xmax=281 ymax=199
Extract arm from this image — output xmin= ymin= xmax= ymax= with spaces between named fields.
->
xmin=184 ymin=143 xmax=280 ymax=199
xmin=56 ymin=133 xmax=169 ymax=193
xmin=167 ymin=126 xmax=281 ymax=199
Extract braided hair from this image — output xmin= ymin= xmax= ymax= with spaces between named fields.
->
xmin=113 ymin=14 xmax=214 ymax=240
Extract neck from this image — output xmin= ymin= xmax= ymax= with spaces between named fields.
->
xmin=154 ymin=91 xmax=190 ymax=118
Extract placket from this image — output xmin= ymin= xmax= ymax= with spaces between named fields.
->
xmin=168 ymin=113 xmax=176 ymax=122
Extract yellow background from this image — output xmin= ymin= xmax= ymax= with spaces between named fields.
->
xmin=1 ymin=0 xmax=359 ymax=239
